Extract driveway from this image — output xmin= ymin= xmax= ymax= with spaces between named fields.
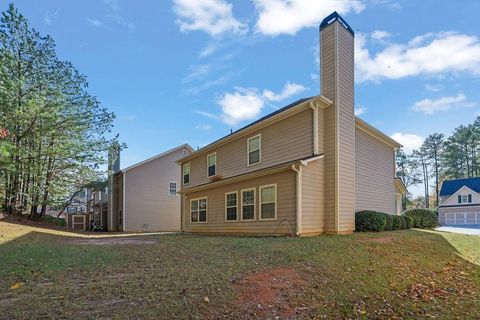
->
xmin=436 ymin=225 xmax=480 ymax=236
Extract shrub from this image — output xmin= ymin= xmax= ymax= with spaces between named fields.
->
xmin=403 ymin=208 xmax=438 ymax=228
xmin=355 ymin=210 xmax=386 ymax=232
xmin=392 ymin=215 xmax=402 ymax=230
xmin=381 ymin=213 xmax=393 ymax=231
xmin=403 ymin=215 xmax=414 ymax=229
xmin=399 ymin=216 xmax=407 ymax=229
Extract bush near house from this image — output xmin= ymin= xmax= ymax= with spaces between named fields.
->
xmin=392 ymin=215 xmax=402 ymax=230
xmin=381 ymin=213 xmax=393 ymax=231
xmin=404 ymin=215 xmax=414 ymax=229
xmin=403 ymin=208 xmax=438 ymax=229
xmin=400 ymin=216 xmax=408 ymax=229
xmin=355 ymin=211 xmax=386 ymax=232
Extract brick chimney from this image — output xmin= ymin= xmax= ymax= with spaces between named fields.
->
xmin=320 ymin=12 xmax=355 ymax=233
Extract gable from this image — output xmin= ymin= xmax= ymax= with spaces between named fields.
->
xmin=439 ymin=178 xmax=480 ymax=196
xmin=441 ymin=186 xmax=480 ymax=206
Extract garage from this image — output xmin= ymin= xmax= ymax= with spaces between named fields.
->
xmin=444 ymin=212 xmax=480 ymax=225
xmin=438 ymin=178 xmax=480 ymax=226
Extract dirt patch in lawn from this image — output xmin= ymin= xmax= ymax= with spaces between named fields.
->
xmin=65 ymin=238 xmax=157 ymax=245
xmin=233 ymin=267 xmax=307 ymax=319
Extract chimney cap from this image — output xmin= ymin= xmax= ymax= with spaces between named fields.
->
xmin=319 ymin=11 xmax=354 ymax=36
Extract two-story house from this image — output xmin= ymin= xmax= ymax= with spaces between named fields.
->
xmin=438 ymin=177 xmax=480 ymax=226
xmin=177 ymin=12 xmax=406 ymax=236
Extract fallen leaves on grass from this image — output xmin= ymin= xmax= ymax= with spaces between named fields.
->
xmin=10 ymin=282 xmax=24 ymax=290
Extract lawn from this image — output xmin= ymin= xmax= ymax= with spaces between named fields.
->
xmin=1 ymin=219 xmax=479 ymax=319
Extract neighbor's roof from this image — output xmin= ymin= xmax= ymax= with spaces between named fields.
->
xmin=121 ymin=143 xmax=194 ymax=172
xmin=439 ymin=177 xmax=480 ymax=196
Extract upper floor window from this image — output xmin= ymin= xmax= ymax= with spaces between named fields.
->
xmin=458 ymin=194 xmax=472 ymax=203
xmin=183 ymin=163 xmax=190 ymax=184
xmin=169 ymin=182 xmax=177 ymax=196
xmin=207 ymin=153 xmax=217 ymax=177
xmin=247 ymin=134 xmax=261 ymax=166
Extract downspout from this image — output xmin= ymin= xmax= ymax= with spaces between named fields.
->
xmin=291 ymin=164 xmax=302 ymax=236
xmin=309 ymin=101 xmax=319 ymax=155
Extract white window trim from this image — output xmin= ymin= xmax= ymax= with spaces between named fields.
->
xmin=240 ymin=188 xmax=256 ymax=221
xmin=259 ymin=184 xmax=277 ymax=221
xmin=168 ymin=181 xmax=177 ymax=197
xmin=207 ymin=152 xmax=217 ymax=177
xmin=183 ymin=163 xmax=190 ymax=185
xmin=190 ymin=197 xmax=208 ymax=224
xmin=225 ymin=191 xmax=238 ymax=222
xmin=247 ymin=134 xmax=261 ymax=167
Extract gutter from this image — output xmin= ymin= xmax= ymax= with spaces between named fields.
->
xmin=309 ymin=101 xmax=319 ymax=155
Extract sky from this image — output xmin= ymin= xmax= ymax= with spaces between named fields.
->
xmin=4 ymin=0 xmax=480 ymax=196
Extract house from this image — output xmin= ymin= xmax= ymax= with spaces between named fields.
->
xmin=86 ymin=180 xmax=108 ymax=230
xmin=438 ymin=177 xmax=480 ymax=226
xmin=111 ymin=144 xmax=193 ymax=232
xmin=177 ymin=12 xmax=406 ymax=236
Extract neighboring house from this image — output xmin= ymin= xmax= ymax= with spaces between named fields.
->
xmin=87 ymin=181 xmax=108 ymax=230
xmin=177 ymin=12 xmax=406 ymax=236
xmin=438 ymin=177 xmax=480 ymax=226
xmin=111 ymin=144 xmax=193 ymax=232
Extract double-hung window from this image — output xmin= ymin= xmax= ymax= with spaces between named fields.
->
xmin=241 ymin=188 xmax=255 ymax=220
xmin=183 ymin=163 xmax=190 ymax=184
xmin=260 ymin=184 xmax=276 ymax=220
xmin=207 ymin=153 xmax=216 ymax=177
xmin=459 ymin=194 xmax=472 ymax=204
xmin=191 ymin=198 xmax=207 ymax=223
xmin=247 ymin=135 xmax=261 ymax=166
xmin=225 ymin=192 xmax=238 ymax=221
xmin=169 ymin=182 xmax=177 ymax=196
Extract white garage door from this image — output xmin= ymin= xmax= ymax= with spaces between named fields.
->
xmin=445 ymin=212 xmax=480 ymax=225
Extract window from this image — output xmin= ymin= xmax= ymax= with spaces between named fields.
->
xmin=169 ymin=182 xmax=177 ymax=196
xmin=183 ymin=163 xmax=190 ymax=184
xmin=458 ymin=194 xmax=473 ymax=204
xmin=468 ymin=194 xmax=472 ymax=203
xmin=191 ymin=198 xmax=207 ymax=223
xmin=241 ymin=188 xmax=255 ymax=220
xmin=207 ymin=153 xmax=216 ymax=177
xmin=225 ymin=192 xmax=238 ymax=222
xmin=260 ymin=184 xmax=276 ymax=220
xmin=247 ymin=135 xmax=261 ymax=166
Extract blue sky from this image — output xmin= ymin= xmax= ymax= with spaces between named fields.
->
xmin=5 ymin=0 xmax=480 ymax=195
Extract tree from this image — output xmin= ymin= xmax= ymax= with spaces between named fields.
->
xmin=0 ymin=4 xmax=117 ymax=218
xmin=396 ymin=148 xmax=421 ymax=209
xmin=412 ymin=148 xmax=430 ymax=208
xmin=422 ymin=133 xmax=444 ymax=206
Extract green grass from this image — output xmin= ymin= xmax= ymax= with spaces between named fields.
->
xmin=1 ymin=220 xmax=480 ymax=319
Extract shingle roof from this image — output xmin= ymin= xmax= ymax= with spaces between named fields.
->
xmin=439 ymin=177 xmax=480 ymax=196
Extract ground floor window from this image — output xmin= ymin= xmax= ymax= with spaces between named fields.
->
xmin=225 ymin=192 xmax=238 ymax=221
xmin=260 ymin=184 xmax=276 ymax=220
xmin=191 ymin=198 xmax=207 ymax=223
xmin=241 ymin=188 xmax=255 ymax=220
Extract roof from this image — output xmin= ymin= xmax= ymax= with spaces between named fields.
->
xmin=178 ymin=94 xmax=401 ymax=163
xmin=121 ymin=143 xmax=193 ymax=172
xmin=439 ymin=177 xmax=480 ymax=196
xmin=319 ymin=11 xmax=354 ymax=36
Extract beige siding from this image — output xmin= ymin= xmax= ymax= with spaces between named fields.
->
xmin=124 ymin=147 xmax=191 ymax=232
xmin=440 ymin=186 xmax=480 ymax=206
xmin=183 ymin=170 xmax=296 ymax=235
xmin=355 ymin=128 xmax=396 ymax=214
xmin=301 ymin=159 xmax=325 ymax=234
xmin=183 ymin=109 xmax=313 ymax=189
xmin=320 ymin=21 xmax=355 ymax=233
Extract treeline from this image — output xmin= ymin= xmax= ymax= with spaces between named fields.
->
xmin=396 ymin=117 xmax=480 ymax=208
xmin=0 ymin=4 xmax=118 ymax=218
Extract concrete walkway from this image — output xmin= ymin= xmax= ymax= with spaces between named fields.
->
xmin=436 ymin=226 xmax=480 ymax=236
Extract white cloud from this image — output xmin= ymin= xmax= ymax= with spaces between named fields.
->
xmin=217 ymin=82 xmax=306 ymax=125
xmin=356 ymin=32 xmax=480 ymax=82
xmin=195 ymin=123 xmax=212 ymax=130
xmin=218 ymin=88 xmax=264 ymax=126
xmin=104 ymin=0 xmax=120 ymax=11
xmin=371 ymin=30 xmax=390 ymax=41
xmin=183 ymin=64 xmax=212 ymax=83
xmin=44 ymin=9 xmax=58 ymax=26
xmin=173 ymin=0 xmax=247 ymax=36
xmin=425 ymin=83 xmax=443 ymax=92
xmin=262 ymin=82 xmax=306 ymax=102
xmin=194 ymin=110 xmax=219 ymax=119
xmin=254 ymin=0 xmax=364 ymax=36
xmin=354 ymin=106 xmax=366 ymax=116
xmin=106 ymin=14 xmax=135 ymax=31
xmin=86 ymin=18 xmax=103 ymax=27
xmin=411 ymin=92 xmax=476 ymax=115
xmin=390 ymin=133 xmax=424 ymax=154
